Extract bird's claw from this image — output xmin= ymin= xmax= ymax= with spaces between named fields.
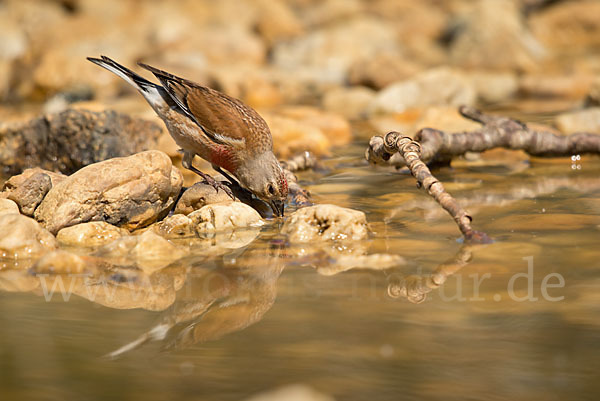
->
xmin=204 ymin=175 xmax=235 ymax=199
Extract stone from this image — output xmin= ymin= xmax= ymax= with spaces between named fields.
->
xmin=470 ymin=72 xmax=519 ymax=103
xmin=0 ymin=214 xmax=57 ymax=260
xmin=348 ymin=53 xmax=421 ymax=90
xmin=555 ymin=108 xmax=600 ymax=134
xmin=263 ymin=112 xmax=331 ymax=158
xmin=322 ymin=86 xmax=376 ymax=120
xmin=0 ymin=199 xmax=20 ymax=216
xmin=174 ymin=182 xmax=232 ymax=215
xmin=272 ymin=17 xmax=401 ymax=84
xmin=275 ymin=106 xmax=352 ymax=147
xmin=529 ymin=0 xmax=600 ymax=50
xmin=368 ymin=67 xmax=476 ymax=114
xmin=30 ymin=250 xmax=87 ymax=274
xmin=449 ymin=0 xmax=546 ymax=71
xmin=317 ymin=253 xmax=406 ymax=276
xmin=189 ymin=201 xmax=264 ymax=233
xmin=56 ymin=221 xmax=130 ymax=247
xmin=254 ymin=0 xmax=304 ymax=45
xmin=35 ymin=151 xmax=183 ymax=234
xmin=1 ymin=168 xmax=67 ymax=216
xmin=244 ymin=384 xmax=334 ymax=401
xmin=150 ymin=214 xmax=196 ymax=238
xmin=519 ymin=74 xmax=596 ymax=99
xmin=2 ymin=172 xmax=51 ymax=216
xmin=0 ymin=109 xmax=164 ymax=176
xmin=281 ymin=204 xmax=369 ymax=243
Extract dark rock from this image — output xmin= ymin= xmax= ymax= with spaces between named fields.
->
xmin=0 ymin=108 xmax=163 ymax=175
xmin=1 ymin=168 xmax=67 ymax=216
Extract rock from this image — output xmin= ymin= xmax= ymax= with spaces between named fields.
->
xmin=272 ymin=17 xmax=401 ymax=84
xmin=95 ymin=230 xmax=187 ymax=274
xmin=0 ymin=109 xmax=164 ymax=175
xmin=30 ymin=250 xmax=87 ymax=274
xmin=35 ymin=150 xmax=183 ymax=234
xmin=56 ymin=221 xmax=130 ymax=247
xmin=189 ymin=201 xmax=264 ymax=233
xmin=0 ymin=199 xmax=20 ymax=216
xmin=244 ymin=384 xmax=334 ymax=401
xmin=174 ymin=182 xmax=232 ymax=215
xmin=281 ymin=204 xmax=369 ymax=243
xmin=470 ymin=72 xmax=519 ymax=103
xmin=1 ymin=168 xmax=67 ymax=216
xmin=415 ymin=107 xmax=482 ymax=133
xmin=317 ymin=253 xmax=406 ymax=276
xmin=254 ymin=0 xmax=304 ymax=46
xmin=368 ymin=67 xmax=476 ymax=114
xmin=0 ymin=214 xmax=57 ymax=260
xmin=555 ymin=108 xmax=600 ymax=134
xmin=449 ymin=0 xmax=545 ymax=71
xmin=322 ymin=86 xmax=376 ymax=120
xmin=529 ymin=0 xmax=600 ymax=50
xmin=263 ymin=113 xmax=331 ymax=158
xmin=1 ymin=172 xmax=51 ymax=216
xmin=275 ymin=106 xmax=352 ymax=147
xmin=348 ymin=53 xmax=421 ymax=90
xmin=519 ymin=74 xmax=596 ymax=99
xmin=150 ymin=214 xmax=196 ymax=238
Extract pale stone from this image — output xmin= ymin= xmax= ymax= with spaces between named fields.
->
xmin=0 ymin=214 xmax=57 ymax=260
xmin=189 ymin=202 xmax=264 ymax=233
xmin=56 ymin=221 xmax=129 ymax=247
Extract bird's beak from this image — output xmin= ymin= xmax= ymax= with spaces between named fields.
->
xmin=269 ymin=199 xmax=285 ymax=218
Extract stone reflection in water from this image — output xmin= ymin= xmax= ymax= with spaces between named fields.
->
xmin=105 ymin=241 xmax=285 ymax=359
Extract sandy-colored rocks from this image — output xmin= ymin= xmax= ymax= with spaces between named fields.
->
xmin=30 ymin=250 xmax=87 ymax=275
xmin=1 ymin=168 xmax=66 ymax=216
xmin=56 ymin=221 xmax=130 ymax=247
xmin=530 ymin=0 xmax=600 ymax=50
xmin=348 ymin=53 xmax=421 ymax=90
xmin=174 ymin=182 xmax=233 ymax=215
xmin=449 ymin=0 xmax=545 ymax=71
xmin=317 ymin=253 xmax=405 ymax=276
xmin=150 ymin=214 xmax=196 ymax=239
xmin=272 ymin=17 xmax=401 ymax=84
xmin=519 ymin=74 xmax=597 ymax=99
xmin=35 ymin=151 xmax=183 ymax=234
xmin=322 ymin=86 xmax=376 ymax=120
xmin=0 ymin=214 xmax=57 ymax=260
xmin=265 ymin=113 xmax=331 ymax=158
xmin=254 ymin=0 xmax=304 ymax=46
xmin=281 ymin=204 xmax=369 ymax=243
xmin=189 ymin=202 xmax=264 ymax=233
xmin=0 ymin=109 xmax=163 ymax=175
xmin=368 ymin=67 xmax=476 ymax=114
xmin=0 ymin=199 xmax=20 ymax=216
xmin=244 ymin=384 xmax=335 ymax=401
xmin=276 ymin=106 xmax=352 ymax=147
xmin=555 ymin=108 xmax=600 ymax=134
xmin=470 ymin=72 xmax=519 ymax=103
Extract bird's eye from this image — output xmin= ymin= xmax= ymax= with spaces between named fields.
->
xmin=267 ymin=184 xmax=275 ymax=195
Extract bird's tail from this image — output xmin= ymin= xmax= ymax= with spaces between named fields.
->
xmin=87 ymin=55 xmax=165 ymax=107
xmin=87 ymin=55 xmax=160 ymax=92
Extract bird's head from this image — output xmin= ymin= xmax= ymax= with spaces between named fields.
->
xmin=237 ymin=151 xmax=288 ymax=217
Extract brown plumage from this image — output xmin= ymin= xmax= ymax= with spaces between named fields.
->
xmin=87 ymin=56 xmax=288 ymax=217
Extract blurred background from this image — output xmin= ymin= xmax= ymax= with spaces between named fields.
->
xmin=1 ymin=0 xmax=599 ymax=158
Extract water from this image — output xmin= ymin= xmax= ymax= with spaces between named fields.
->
xmin=1 ymin=132 xmax=600 ymax=400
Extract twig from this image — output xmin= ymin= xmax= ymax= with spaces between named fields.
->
xmin=367 ymin=106 xmax=600 ymax=168
xmin=368 ymin=132 xmax=491 ymax=243
xmin=283 ymin=168 xmax=312 ymax=207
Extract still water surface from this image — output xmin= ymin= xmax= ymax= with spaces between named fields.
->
xmin=1 ymin=126 xmax=600 ymax=400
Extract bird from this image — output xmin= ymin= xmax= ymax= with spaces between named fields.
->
xmin=87 ymin=55 xmax=288 ymax=217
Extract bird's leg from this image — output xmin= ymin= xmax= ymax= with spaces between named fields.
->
xmin=212 ymin=165 xmax=254 ymax=199
xmin=181 ymin=150 xmax=235 ymax=199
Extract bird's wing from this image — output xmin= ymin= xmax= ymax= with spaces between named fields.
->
xmin=138 ymin=63 xmax=271 ymax=151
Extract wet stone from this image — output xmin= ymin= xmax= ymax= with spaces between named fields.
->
xmin=30 ymin=250 xmax=87 ymax=275
xmin=56 ymin=221 xmax=130 ymax=247
xmin=281 ymin=204 xmax=369 ymax=243
xmin=0 ymin=214 xmax=58 ymax=260
xmin=174 ymin=182 xmax=232 ymax=215
xmin=189 ymin=201 xmax=264 ymax=233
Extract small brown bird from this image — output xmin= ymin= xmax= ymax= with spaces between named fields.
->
xmin=87 ymin=56 xmax=288 ymax=217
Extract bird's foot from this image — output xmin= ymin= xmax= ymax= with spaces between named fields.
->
xmin=187 ymin=166 xmax=235 ymax=199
